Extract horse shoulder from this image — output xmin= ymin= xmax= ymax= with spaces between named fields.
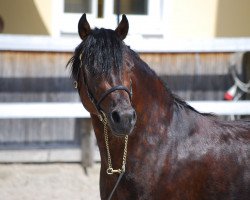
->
xmin=156 ymin=109 xmax=250 ymax=199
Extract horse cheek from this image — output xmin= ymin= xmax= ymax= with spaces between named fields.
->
xmin=78 ymin=87 xmax=98 ymax=114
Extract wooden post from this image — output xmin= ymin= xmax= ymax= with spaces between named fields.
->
xmin=76 ymin=118 xmax=94 ymax=168
xmin=116 ymin=0 xmax=120 ymax=25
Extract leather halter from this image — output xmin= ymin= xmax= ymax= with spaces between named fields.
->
xmin=74 ymin=55 xmax=133 ymax=113
xmin=74 ymin=55 xmax=132 ymax=200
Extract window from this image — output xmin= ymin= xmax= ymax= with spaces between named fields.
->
xmin=114 ymin=0 xmax=148 ymax=15
xmin=58 ymin=0 xmax=164 ymax=37
xmin=64 ymin=0 xmax=92 ymax=13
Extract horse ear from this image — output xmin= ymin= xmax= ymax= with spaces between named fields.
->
xmin=115 ymin=14 xmax=129 ymax=40
xmin=78 ymin=13 xmax=91 ymax=40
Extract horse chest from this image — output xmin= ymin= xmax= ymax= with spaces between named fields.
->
xmin=117 ymin=143 xmax=171 ymax=199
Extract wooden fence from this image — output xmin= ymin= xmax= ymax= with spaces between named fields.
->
xmin=0 ymin=36 xmax=250 ymax=166
xmin=0 ymin=101 xmax=250 ymax=166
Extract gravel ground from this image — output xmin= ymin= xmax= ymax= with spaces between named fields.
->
xmin=0 ymin=163 xmax=101 ymax=200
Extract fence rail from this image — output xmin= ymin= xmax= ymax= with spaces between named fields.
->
xmin=0 ymin=103 xmax=89 ymax=118
xmin=0 ymin=101 xmax=250 ymax=118
xmin=189 ymin=101 xmax=250 ymax=115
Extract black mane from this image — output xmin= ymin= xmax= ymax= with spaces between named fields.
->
xmin=68 ymin=28 xmax=125 ymax=80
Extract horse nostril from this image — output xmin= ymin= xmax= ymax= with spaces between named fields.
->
xmin=111 ymin=111 xmax=121 ymax=124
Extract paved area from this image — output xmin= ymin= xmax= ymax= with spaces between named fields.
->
xmin=0 ymin=163 xmax=100 ymax=200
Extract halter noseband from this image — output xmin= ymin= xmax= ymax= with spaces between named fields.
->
xmin=74 ymin=54 xmax=133 ymax=113
xmin=96 ymin=85 xmax=132 ymax=109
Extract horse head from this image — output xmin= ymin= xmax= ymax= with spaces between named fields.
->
xmin=72 ymin=14 xmax=137 ymax=136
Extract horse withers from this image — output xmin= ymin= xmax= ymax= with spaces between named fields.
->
xmin=68 ymin=13 xmax=250 ymax=200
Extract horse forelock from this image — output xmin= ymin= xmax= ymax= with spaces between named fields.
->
xmin=68 ymin=28 xmax=126 ymax=80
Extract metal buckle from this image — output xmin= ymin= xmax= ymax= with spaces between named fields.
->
xmin=73 ymin=81 xmax=78 ymax=89
xmin=107 ymin=168 xmax=122 ymax=175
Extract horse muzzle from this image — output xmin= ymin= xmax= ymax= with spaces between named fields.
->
xmin=109 ymin=106 xmax=137 ymax=136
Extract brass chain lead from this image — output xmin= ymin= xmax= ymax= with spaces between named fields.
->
xmin=122 ymin=135 xmax=128 ymax=172
xmin=99 ymin=111 xmax=128 ymax=175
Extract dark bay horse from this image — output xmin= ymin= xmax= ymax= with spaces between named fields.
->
xmin=68 ymin=14 xmax=250 ymax=200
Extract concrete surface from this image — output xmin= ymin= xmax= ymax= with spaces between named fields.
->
xmin=0 ymin=163 xmax=100 ymax=200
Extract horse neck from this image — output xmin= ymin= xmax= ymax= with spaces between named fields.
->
xmin=131 ymin=57 xmax=174 ymax=121
xmin=90 ymin=57 xmax=175 ymax=169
